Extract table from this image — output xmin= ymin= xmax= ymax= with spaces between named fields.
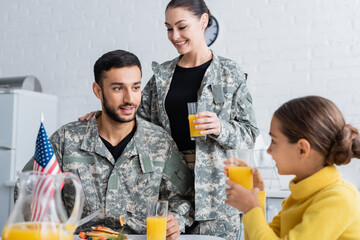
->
xmin=0 ymin=234 xmax=225 ymax=240
xmin=73 ymin=235 xmax=225 ymax=240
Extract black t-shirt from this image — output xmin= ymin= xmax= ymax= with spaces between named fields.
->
xmin=100 ymin=124 xmax=136 ymax=161
xmin=165 ymin=59 xmax=212 ymax=151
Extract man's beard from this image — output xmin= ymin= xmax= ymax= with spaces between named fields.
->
xmin=102 ymin=90 xmax=137 ymax=123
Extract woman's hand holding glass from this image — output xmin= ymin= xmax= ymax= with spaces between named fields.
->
xmin=193 ymin=110 xmax=222 ymax=136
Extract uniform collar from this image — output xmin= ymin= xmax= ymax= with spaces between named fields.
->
xmin=151 ymin=50 xmax=225 ymax=104
xmin=152 ymin=50 xmax=220 ymax=86
xmin=129 ymin=117 xmax=155 ymax=173
xmin=80 ymin=112 xmax=113 ymax=163
xmin=80 ymin=114 xmax=154 ymax=173
xmin=289 ymin=166 xmax=341 ymax=200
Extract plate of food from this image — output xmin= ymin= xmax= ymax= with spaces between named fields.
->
xmin=77 ymin=226 xmax=131 ymax=240
xmin=77 ymin=215 xmax=131 ymax=240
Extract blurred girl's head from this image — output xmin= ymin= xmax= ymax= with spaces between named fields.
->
xmin=165 ymin=0 xmax=212 ymax=55
xmin=269 ymin=96 xmax=360 ymax=168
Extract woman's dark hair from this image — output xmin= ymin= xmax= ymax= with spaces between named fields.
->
xmin=166 ymin=0 xmax=213 ymax=28
xmin=274 ymin=96 xmax=360 ymax=166
xmin=94 ymin=49 xmax=142 ymax=86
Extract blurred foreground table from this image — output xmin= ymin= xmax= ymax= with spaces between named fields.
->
xmin=73 ymin=235 xmax=225 ymax=240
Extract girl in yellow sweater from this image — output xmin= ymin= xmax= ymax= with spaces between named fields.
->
xmin=225 ymin=96 xmax=360 ymax=239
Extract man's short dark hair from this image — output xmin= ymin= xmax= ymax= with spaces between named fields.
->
xmin=93 ymin=49 xmax=142 ymax=86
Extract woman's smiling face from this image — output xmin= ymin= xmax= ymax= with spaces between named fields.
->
xmin=165 ymin=7 xmax=206 ymax=55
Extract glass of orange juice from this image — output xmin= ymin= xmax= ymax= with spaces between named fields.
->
xmin=226 ymin=149 xmax=254 ymax=190
xmin=187 ymin=102 xmax=206 ymax=140
xmin=147 ymin=200 xmax=168 ymax=240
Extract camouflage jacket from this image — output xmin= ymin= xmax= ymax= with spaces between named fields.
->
xmin=138 ymin=52 xmax=259 ymax=220
xmin=19 ymin=115 xmax=193 ymax=233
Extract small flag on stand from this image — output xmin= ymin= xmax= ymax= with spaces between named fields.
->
xmin=31 ymin=114 xmax=62 ymax=221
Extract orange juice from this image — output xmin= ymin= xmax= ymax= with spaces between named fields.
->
xmin=1 ymin=222 xmax=73 ymax=240
xmin=188 ymin=114 xmax=203 ymax=137
xmin=228 ymin=166 xmax=253 ymax=190
xmin=147 ymin=216 xmax=167 ymax=240
xmin=258 ymin=191 xmax=266 ymax=213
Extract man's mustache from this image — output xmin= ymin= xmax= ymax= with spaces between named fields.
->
xmin=118 ymin=103 xmax=137 ymax=108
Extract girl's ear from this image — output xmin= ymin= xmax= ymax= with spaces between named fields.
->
xmin=297 ymin=139 xmax=311 ymax=160
xmin=93 ymin=82 xmax=102 ymax=100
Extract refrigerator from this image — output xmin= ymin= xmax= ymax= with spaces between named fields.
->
xmin=0 ymin=89 xmax=57 ymax=231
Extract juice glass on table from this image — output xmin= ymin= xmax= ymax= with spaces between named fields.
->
xmin=187 ymin=102 xmax=206 ymax=140
xmin=147 ymin=200 xmax=168 ymax=240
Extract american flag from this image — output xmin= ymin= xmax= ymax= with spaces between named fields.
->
xmin=31 ymin=121 xmax=62 ymax=221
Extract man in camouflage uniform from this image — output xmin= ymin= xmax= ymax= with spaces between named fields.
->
xmin=18 ymin=50 xmax=193 ymax=237
xmin=138 ymin=52 xmax=259 ymax=240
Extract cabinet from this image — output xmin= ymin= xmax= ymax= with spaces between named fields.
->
xmin=0 ymin=89 xmax=57 ymax=231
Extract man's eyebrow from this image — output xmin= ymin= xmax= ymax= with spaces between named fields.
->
xmin=110 ymin=81 xmax=141 ymax=86
xmin=110 ymin=82 xmax=124 ymax=86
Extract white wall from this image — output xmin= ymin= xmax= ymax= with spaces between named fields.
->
xmin=1 ymin=0 xmax=360 ymax=186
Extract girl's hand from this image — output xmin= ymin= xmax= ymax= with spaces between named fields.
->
xmin=78 ymin=111 xmax=98 ymax=121
xmin=225 ymin=180 xmax=260 ymax=214
xmin=193 ymin=111 xmax=221 ymax=136
xmin=251 ymin=168 xmax=265 ymax=191
xmin=223 ymin=158 xmax=248 ymax=177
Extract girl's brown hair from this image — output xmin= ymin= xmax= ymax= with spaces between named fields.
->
xmin=274 ymin=96 xmax=360 ymax=165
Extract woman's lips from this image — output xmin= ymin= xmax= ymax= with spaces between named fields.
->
xmin=175 ymin=40 xmax=187 ymax=48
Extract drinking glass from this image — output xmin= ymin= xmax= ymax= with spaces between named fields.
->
xmin=226 ymin=149 xmax=254 ymax=190
xmin=1 ymin=171 xmax=83 ymax=240
xmin=146 ymin=200 xmax=168 ymax=240
xmin=187 ymin=102 xmax=206 ymax=140
xmin=226 ymin=149 xmax=267 ymax=212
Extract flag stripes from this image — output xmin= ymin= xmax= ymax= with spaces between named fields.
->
xmin=31 ymin=122 xmax=62 ymax=222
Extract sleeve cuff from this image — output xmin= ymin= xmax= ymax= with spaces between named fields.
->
xmin=169 ymin=212 xmax=187 ymax=233
xmin=209 ymin=119 xmax=229 ymax=145
xmin=242 ymin=207 xmax=269 ymax=238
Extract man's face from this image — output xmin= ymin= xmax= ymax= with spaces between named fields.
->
xmin=98 ymin=66 xmax=141 ymax=123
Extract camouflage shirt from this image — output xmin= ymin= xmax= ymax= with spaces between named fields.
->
xmin=19 ymin=115 xmax=193 ymax=233
xmin=138 ymin=52 xmax=259 ymax=220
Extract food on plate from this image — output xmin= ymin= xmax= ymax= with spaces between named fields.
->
xmin=78 ymin=216 xmax=128 ymax=240
xmin=79 ymin=231 xmax=87 ymax=239
xmin=119 ymin=215 xmax=126 ymax=227
xmin=78 ymin=226 xmax=127 ymax=240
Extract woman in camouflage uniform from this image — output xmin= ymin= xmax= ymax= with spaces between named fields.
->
xmin=137 ymin=1 xmax=259 ymax=239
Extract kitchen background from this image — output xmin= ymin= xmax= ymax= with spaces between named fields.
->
xmin=0 ymin=0 xmax=360 ymax=225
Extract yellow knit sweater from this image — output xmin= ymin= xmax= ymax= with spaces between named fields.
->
xmin=243 ymin=166 xmax=360 ymax=240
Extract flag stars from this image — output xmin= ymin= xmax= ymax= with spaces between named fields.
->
xmin=34 ymin=123 xmax=56 ymax=169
